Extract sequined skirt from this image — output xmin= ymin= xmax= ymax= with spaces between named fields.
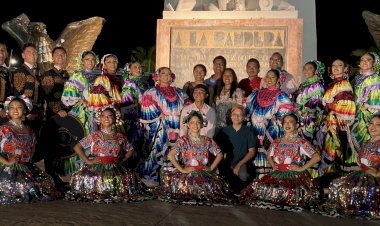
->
xmin=240 ymin=170 xmax=320 ymax=209
xmin=321 ymin=171 xmax=380 ymax=219
xmin=66 ymin=163 xmax=150 ymax=203
xmin=159 ymin=167 xmax=235 ymax=206
xmin=0 ymin=163 xmax=57 ymax=204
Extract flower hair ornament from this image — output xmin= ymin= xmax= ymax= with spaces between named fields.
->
xmin=312 ymin=60 xmax=325 ymax=77
xmin=95 ymin=105 xmax=123 ymax=126
xmin=183 ymin=110 xmax=208 ymax=128
xmin=4 ymin=95 xmax=33 ymax=113
xmin=75 ymin=50 xmax=100 ymax=70
xmin=152 ymin=67 xmax=176 ymax=85
xmin=370 ymin=52 xmax=380 ymax=75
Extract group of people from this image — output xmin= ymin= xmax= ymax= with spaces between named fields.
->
xmin=1 ymin=39 xmax=380 ymax=219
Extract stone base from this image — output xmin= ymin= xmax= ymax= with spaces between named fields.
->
xmin=156 ymin=18 xmax=303 ymax=88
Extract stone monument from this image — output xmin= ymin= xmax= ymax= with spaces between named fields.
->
xmin=157 ymin=0 xmax=303 ymax=87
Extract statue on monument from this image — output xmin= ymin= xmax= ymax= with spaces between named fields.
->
xmin=164 ymin=0 xmax=295 ymax=11
xmin=1 ymin=13 xmax=105 ymax=73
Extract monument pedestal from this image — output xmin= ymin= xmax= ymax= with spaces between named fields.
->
xmin=156 ymin=11 xmax=303 ymax=87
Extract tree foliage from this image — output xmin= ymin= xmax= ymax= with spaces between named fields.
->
xmin=131 ymin=45 xmax=156 ymax=73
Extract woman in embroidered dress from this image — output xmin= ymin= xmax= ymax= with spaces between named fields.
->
xmin=293 ymin=60 xmax=325 ymax=178
xmin=319 ymin=114 xmax=380 ymax=218
xmin=66 ymin=107 xmax=147 ymax=202
xmin=214 ymin=68 xmax=244 ymax=133
xmin=245 ymin=69 xmax=295 ymax=178
xmin=316 ymin=59 xmax=356 ymax=188
xmin=61 ymin=50 xmax=99 ymax=134
xmin=0 ymin=96 xmax=58 ymax=204
xmin=139 ymin=67 xmax=186 ymax=187
xmin=160 ymin=110 xmax=234 ymax=205
xmin=351 ymin=52 xmax=380 ymax=150
xmin=240 ymin=113 xmax=321 ymax=211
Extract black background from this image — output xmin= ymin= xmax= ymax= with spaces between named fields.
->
xmin=0 ymin=1 xmax=379 ymax=68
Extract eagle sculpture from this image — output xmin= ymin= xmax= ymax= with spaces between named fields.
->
xmin=363 ymin=10 xmax=380 ymax=48
xmin=1 ymin=13 xmax=105 ymax=73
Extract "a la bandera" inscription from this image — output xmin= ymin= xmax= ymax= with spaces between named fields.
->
xmin=170 ymin=26 xmax=287 ymax=87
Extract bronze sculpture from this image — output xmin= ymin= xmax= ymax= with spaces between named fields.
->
xmin=1 ymin=13 xmax=105 ymax=73
xmin=363 ymin=10 xmax=380 ymax=48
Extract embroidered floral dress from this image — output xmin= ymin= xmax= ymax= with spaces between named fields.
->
xmin=240 ymin=137 xmax=320 ymax=211
xmin=245 ymin=87 xmax=295 ymax=177
xmin=321 ymin=139 xmax=380 ymax=218
xmin=160 ymin=135 xmax=234 ymax=205
xmin=66 ymin=131 xmax=147 ymax=202
xmin=0 ymin=125 xmax=57 ymax=204
xmin=139 ymin=84 xmax=186 ymax=186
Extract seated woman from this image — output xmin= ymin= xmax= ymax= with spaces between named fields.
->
xmin=0 ymin=96 xmax=58 ymax=204
xmin=240 ymin=113 xmax=321 ymax=211
xmin=66 ymin=107 xmax=148 ymax=203
xmin=319 ymin=114 xmax=380 ymax=218
xmin=160 ymin=110 xmax=235 ymax=206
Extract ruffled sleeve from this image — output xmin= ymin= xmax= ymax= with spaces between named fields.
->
xmin=140 ymin=88 xmax=161 ymax=123
xmin=121 ymin=80 xmax=142 ymax=106
xmin=88 ymin=75 xmax=122 ymax=110
xmin=61 ymin=71 xmax=89 ymax=107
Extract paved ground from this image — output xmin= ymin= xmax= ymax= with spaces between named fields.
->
xmin=0 ymin=199 xmax=379 ymax=226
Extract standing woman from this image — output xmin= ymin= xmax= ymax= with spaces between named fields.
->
xmin=60 ymin=50 xmax=99 ymax=176
xmin=182 ymin=64 xmax=209 ymax=104
xmin=293 ymin=60 xmax=325 ymax=178
xmin=214 ymin=68 xmax=244 ymax=132
xmin=316 ymin=59 xmax=356 ymax=188
xmin=294 ymin=60 xmax=325 ymax=143
xmin=245 ymin=69 xmax=295 ymax=178
xmin=0 ymin=96 xmax=57 ymax=204
xmin=161 ymin=110 xmax=234 ymax=205
xmin=140 ymin=67 xmax=186 ymax=187
xmin=61 ymin=50 xmax=99 ymax=135
xmin=66 ymin=107 xmax=147 ymax=202
xmin=121 ymin=61 xmax=145 ymax=158
xmin=351 ymin=52 xmax=380 ymax=149
xmin=240 ymin=113 xmax=321 ymax=211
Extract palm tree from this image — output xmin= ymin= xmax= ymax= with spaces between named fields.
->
xmin=131 ymin=45 xmax=156 ymax=73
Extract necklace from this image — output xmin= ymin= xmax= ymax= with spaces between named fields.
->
xmin=9 ymin=119 xmax=24 ymax=130
xmin=283 ymin=133 xmax=298 ymax=141
xmin=190 ymin=134 xmax=201 ymax=143
xmin=101 ymin=129 xmax=115 ymax=135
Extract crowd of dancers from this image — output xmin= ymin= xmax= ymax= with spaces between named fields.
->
xmin=0 ymin=40 xmax=380 ymax=219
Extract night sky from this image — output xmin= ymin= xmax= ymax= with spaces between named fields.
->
xmin=0 ymin=1 xmax=379 ymax=69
